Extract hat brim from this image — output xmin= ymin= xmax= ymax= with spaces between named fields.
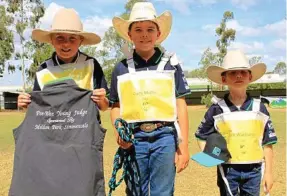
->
xmin=191 ymin=152 xmax=224 ymax=167
xmin=112 ymin=11 xmax=172 ymax=44
xmin=206 ymin=63 xmax=267 ymax=84
xmin=32 ymin=29 xmax=101 ymax=45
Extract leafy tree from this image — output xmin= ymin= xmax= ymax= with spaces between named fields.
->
xmin=6 ymin=0 xmax=45 ymax=90
xmin=249 ymin=56 xmax=262 ymax=65
xmin=0 ymin=5 xmax=14 ymax=77
xmin=273 ymin=61 xmax=286 ymax=75
xmin=26 ymin=43 xmax=54 ymax=85
xmin=215 ymin=11 xmax=236 ymax=90
xmin=215 ymin=11 xmax=236 ymax=64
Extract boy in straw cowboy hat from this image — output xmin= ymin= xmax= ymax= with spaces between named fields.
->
xmin=195 ymin=49 xmax=277 ymax=196
xmin=109 ymin=1 xmax=190 ymax=196
xmin=17 ymin=8 xmax=109 ymax=112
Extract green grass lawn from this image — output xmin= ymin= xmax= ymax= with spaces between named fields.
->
xmin=0 ymin=107 xmax=286 ymax=196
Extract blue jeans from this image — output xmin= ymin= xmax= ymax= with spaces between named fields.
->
xmin=217 ymin=164 xmax=262 ymax=196
xmin=125 ymin=126 xmax=177 ymax=196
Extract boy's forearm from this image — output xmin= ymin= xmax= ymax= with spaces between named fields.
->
xmin=263 ymin=145 xmax=274 ymax=174
xmin=176 ymin=98 xmax=189 ymax=149
xmin=110 ymin=103 xmax=121 ymax=137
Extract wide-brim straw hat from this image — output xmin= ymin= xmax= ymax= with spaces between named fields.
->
xmin=206 ymin=49 xmax=266 ymax=84
xmin=32 ymin=8 xmax=101 ymax=45
xmin=112 ymin=2 xmax=172 ymax=44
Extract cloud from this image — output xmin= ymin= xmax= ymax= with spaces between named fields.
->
xmin=271 ymin=39 xmax=286 ymax=50
xmin=230 ymin=41 xmax=265 ymax=52
xmin=264 ymin=20 xmax=286 ymax=38
xmin=202 ymin=19 xmax=286 ymax=38
xmin=37 ymin=2 xmax=112 ymax=37
xmin=155 ymin=0 xmax=191 ymax=15
xmin=154 ymin=0 xmax=218 ymax=15
xmin=38 ymin=2 xmax=65 ymax=29
xmin=83 ymin=16 xmax=112 ymax=37
xmin=0 ymin=0 xmax=6 ymax=6
xmin=231 ymin=0 xmax=258 ymax=10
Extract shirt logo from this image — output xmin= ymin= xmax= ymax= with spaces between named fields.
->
xmin=268 ymin=131 xmax=276 ymax=138
xmin=267 ymin=122 xmax=274 ymax=130
xmin=212 ymin=147 xmax=221 ymax=156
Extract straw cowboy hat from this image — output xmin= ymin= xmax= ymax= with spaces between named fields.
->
xmin=32 ymin=8 xmax=101 ymax=45
xmin=112 ymin=2 xmax=172 ymax=44
xmin=206 ymin=49 xmax=266 ymax=84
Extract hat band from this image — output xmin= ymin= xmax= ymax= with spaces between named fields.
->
xmin=51 ymin=29 xmax=82 ymax=33
xmin=227 ymin=66 xmax=250 ymax=70
xmin=133 ymin=16 xmax=156 ymax=20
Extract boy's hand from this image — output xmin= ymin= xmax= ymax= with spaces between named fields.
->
xmin=263 ymin=172 xmax=273 ymax=194
xmin=175 ymin=146 xmax=189 ymax=173
xmin=18 ymin=93 xmax=31 ymax=108
xmin=116 ymin=136 xmax=133 ymax=149
xmin=91 ymin=88 xmax=106 ymax=104
xmin=114 ymin=121 xmax=133 ymax=149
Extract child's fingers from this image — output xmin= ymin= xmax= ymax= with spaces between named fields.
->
xmin=174 ymin=152 xmax=178 ymax=164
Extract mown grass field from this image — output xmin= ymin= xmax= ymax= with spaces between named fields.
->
xmin=0 ymin=106 xmax=286 ymax=196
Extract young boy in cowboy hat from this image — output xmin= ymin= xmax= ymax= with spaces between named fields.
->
xmin=195 ymin=49 xmax=277 ymax=196
xmin=109 ymin=2 xmax=190 ymax=196
xmin=17 ymin=8 xmax=109 ymax=111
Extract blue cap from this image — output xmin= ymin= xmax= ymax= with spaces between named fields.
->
xmin=191 ymin=152 xmax=225 ymax=167
xmin=191 ymin=132 xmax=231 ymax=167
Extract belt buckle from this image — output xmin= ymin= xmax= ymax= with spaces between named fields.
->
xmin=140 ymin=123 xmax=156 ymax=132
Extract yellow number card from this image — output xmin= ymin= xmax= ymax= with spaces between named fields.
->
xmin=214 ymin=111 xmax=269 ymax=163
xmin=118 ymin=71 xmax=177 ymax=123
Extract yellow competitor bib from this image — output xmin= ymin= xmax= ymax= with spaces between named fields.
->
xmin=36 ymin=58 xmax=94 ymax=90
xmin=117 ymin=70 xmax=176 ymax=123
xmin=214 ymin=111 xmax=269 ymax=164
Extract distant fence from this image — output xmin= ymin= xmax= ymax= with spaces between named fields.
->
xmin=186 ymin=89 xmax=286 ymax=105
xmin=0 ymin=89 xmax=286 ymax=110
xmin=0 ymin=92 xmax=19 ymax=110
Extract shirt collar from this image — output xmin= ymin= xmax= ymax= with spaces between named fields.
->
xmin=133 ymin=47 xmax=163 ymax=67
xmin=224 ymin=93 xmax=252 ymax=111
xmin=52 ymin=51 xmax=80 ymax=66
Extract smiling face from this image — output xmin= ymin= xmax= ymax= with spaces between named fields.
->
xmin=128 ymin=21 xmax=161 ymax=53
xmin=222 ymin=69 xmax=252 ymax=89
xmin=51 ymin=33 xmax=83 ymax=63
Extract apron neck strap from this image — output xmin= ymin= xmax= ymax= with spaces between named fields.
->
xmin=218 ymin=99 xmax=230 ymax=113
xmin=127 ymin=57 xmax=136 ymax=73
xmin=157 ymin=52 xmax=170 ymax=71
xmin=252 ymin=99 xmax=261 ymax=112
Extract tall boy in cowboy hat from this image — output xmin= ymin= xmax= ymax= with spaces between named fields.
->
xmin=109 ymin=2 xmax=190 ymax=196
xmin=17 ymin=8 xmax=109 ymax=111
xmin=195 ymin=49 xmax=277 ymax=196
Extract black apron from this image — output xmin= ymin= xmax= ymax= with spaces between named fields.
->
xmin=9 ymin=79 xmax=106 ymax=196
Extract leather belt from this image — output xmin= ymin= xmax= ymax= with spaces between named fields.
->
xmin=137 ymin=122 xmax=173 ymax=132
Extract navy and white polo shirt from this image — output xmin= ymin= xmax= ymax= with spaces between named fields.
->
xmin=109 ymin=47 xmax=191 ymax=104
xmin=195 ymin=94 xmax=278 ymax=146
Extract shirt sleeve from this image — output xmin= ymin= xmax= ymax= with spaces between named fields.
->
xmin=195 ymin=104 xmax=218 ymax=140
xmin=33 ymin=77 xmax=41 ymax=91
xmin=93 ymin=59 xmax=109 ymax=94
xmin=109 ymin=63 xmax=120 ymax=104
xmin=174 ymin=64 xmax=191 ymax=98
xmin=33 ymin=62 xmax=47 ymax=91
xmin=260 ymin=103 xmax=278 ymax=146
